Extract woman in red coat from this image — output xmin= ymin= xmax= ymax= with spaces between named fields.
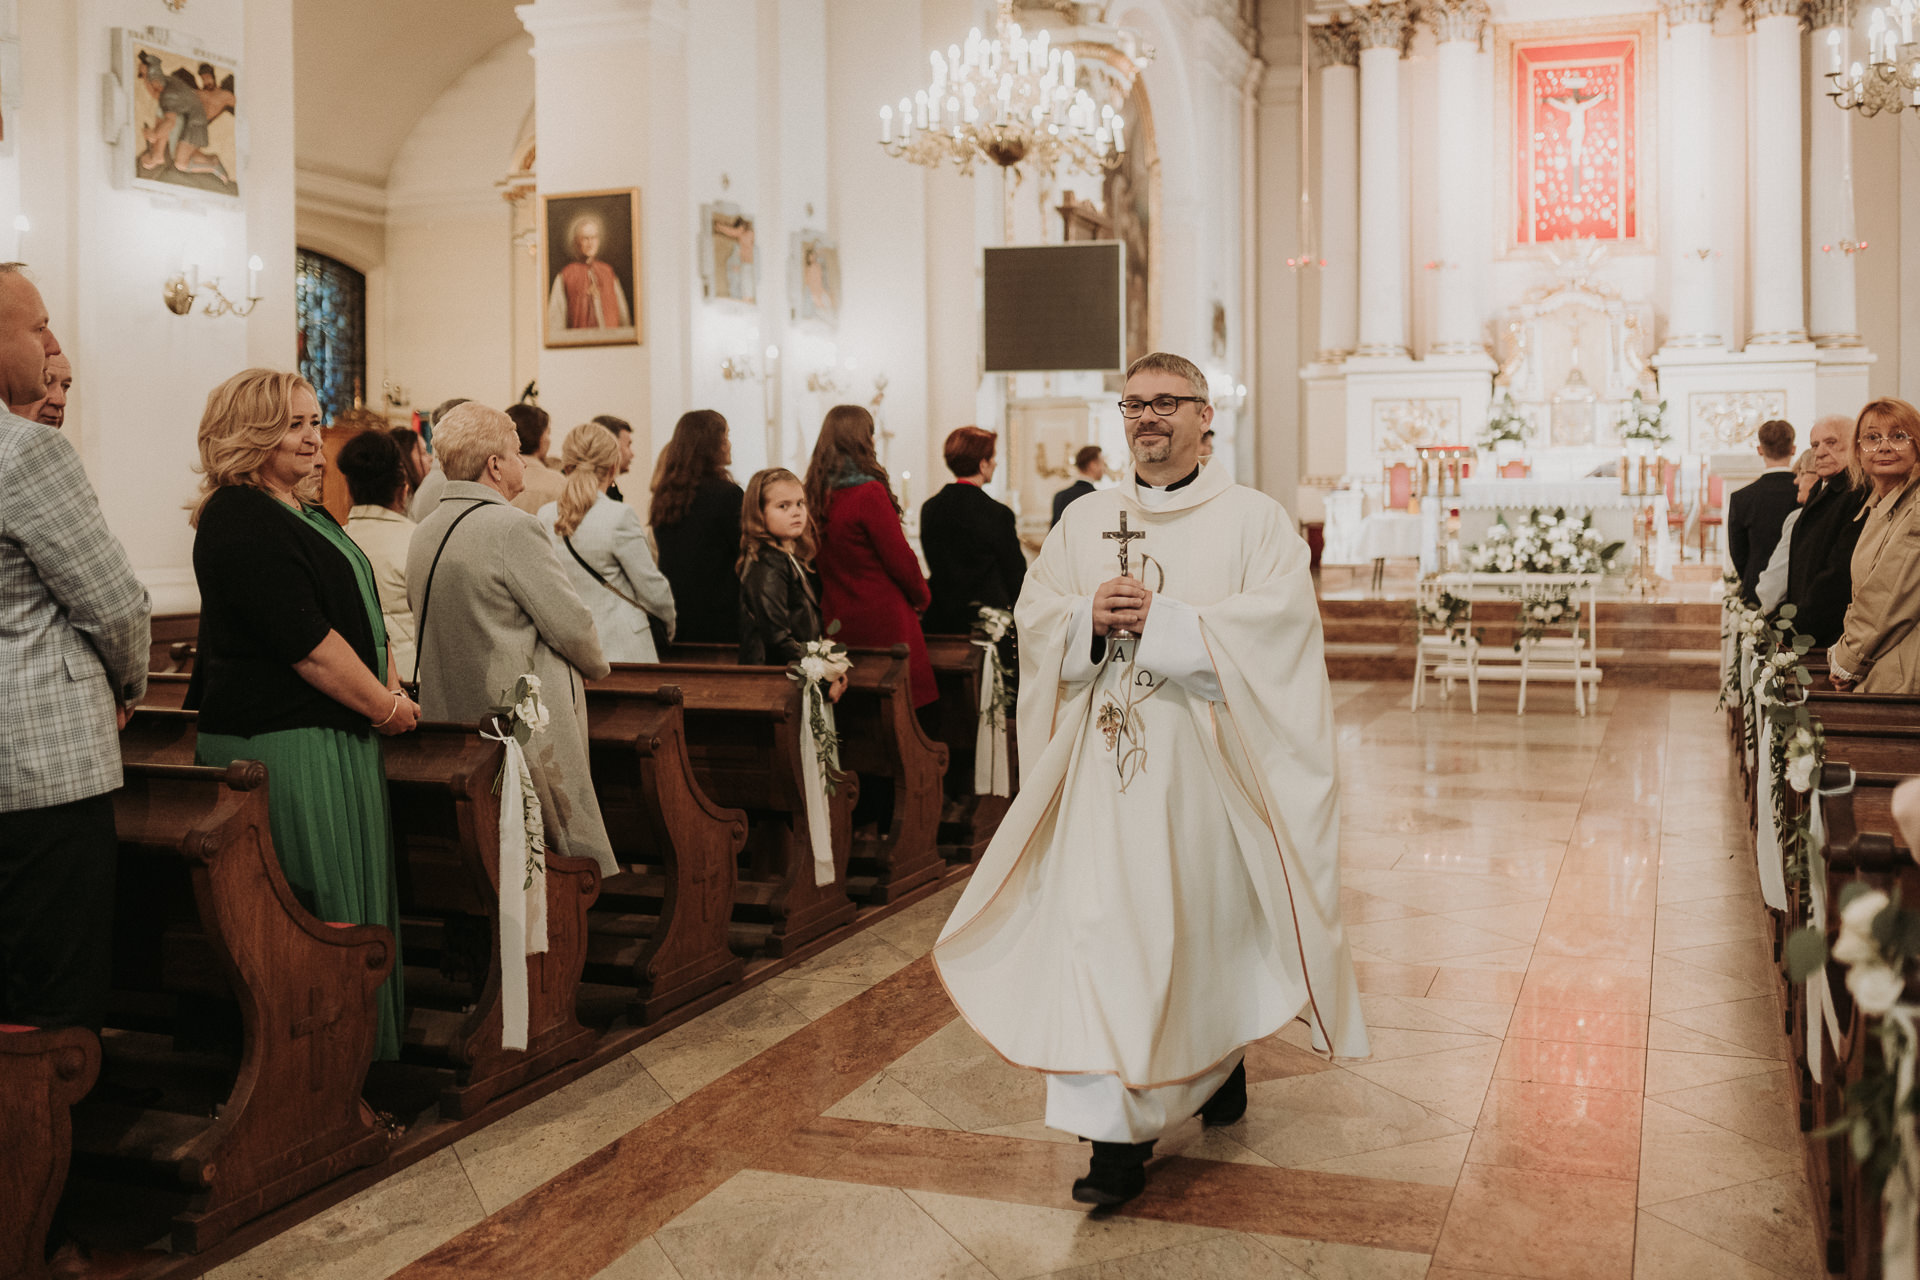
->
xmin=804 ymin=404 xmax=935 ymax=707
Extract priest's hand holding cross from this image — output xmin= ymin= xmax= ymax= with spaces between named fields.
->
xmin=1092 ymin=577 xmax=1153 ymax=637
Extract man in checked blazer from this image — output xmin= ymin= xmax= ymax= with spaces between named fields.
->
xmin=0 ymin=264 xmax=150 ymax=1033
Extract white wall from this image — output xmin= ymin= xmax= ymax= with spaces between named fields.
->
xmin=18 ymin=0 xmax=294 ymax=613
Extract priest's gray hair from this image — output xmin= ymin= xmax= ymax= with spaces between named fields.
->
xmin=1125 ymin=352 xmax=1209 ymax=404
xmin=435 ymin=403 xmax=518 ymax=482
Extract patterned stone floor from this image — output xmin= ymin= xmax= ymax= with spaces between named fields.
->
xmin=207 ymin=682 xmax=1810 ymax=1280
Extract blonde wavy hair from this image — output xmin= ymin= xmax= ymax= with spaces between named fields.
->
xmin=553 ymin=421 xmax=619 ymax=538
xmin=189 ymin=368 xmax=319 ymax=526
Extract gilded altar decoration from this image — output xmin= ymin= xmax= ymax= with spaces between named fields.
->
xmin=1502 ymin=25 xmax=1650 ymax=250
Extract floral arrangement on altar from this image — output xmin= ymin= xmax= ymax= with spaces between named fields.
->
xmin=1463 ymin=507 xmax=1624 ymax=575
xmin=487 ymin=674 xmax=550 ymax=890
xmin=788 ymin=627 xmax=852 ymax=795
xmin=1480 ymin=391 xmax=1530 ymax=450
xmin=1618 ymin=389 xmax=1671 ymax=447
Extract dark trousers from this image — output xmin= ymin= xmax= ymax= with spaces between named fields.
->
xmin=0 ymin=792 xmax=117 ymax=1031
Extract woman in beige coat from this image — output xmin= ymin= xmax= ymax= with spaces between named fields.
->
xmin=404 ymin=403 xmax=617 ymax=875
xmin=1829 ymin=398 xmax=1920 ymax=694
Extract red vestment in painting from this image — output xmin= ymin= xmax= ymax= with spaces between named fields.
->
xmin=559 ymin=259 xmax=624 ymax=329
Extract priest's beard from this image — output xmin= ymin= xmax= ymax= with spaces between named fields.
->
xmin=1128 ymin=431 xmax=1173 ymax=465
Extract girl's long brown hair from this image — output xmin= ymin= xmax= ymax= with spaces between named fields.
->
xmin=803 ymin=404 xmax=897 ymax=525
xmin=650 ymin=409 xmax=732 ymax=528
xmin=738 ymin=468 xmax=816 ymax=577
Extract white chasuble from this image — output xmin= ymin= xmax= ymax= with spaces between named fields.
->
xmin=933 ymin=462 xmax=1369 ymax=1143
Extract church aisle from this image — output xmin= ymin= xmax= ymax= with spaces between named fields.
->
xmin=205 ymin=685 xmax=1811 ymax=1280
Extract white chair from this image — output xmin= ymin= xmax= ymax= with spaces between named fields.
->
xmin=1513 ymin=577 xmax=1600 ymax=716
xmin=1411 ymin=580 xmax=1480 ymax=713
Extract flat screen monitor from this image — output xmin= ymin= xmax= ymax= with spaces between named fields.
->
xmin=982 ymin=241 xmax=1126 ymax=374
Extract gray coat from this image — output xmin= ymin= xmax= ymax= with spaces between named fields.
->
xmin=407 ymin=481 xmax=615 ymax=873
xmin=0 ymin=411 xmax=150 ymax=811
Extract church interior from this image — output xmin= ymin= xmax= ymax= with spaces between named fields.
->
xmin=7 ymin=0 xmax=1920 ymax=1277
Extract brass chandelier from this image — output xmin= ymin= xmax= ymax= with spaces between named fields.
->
xmin=1827 ymin=0 xmax=1920 ymax=115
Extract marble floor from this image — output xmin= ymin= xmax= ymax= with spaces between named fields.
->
xmin=207 ymin=682 xmax=1810 ymax=1280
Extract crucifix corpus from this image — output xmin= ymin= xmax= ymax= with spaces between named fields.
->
xmin=1104 ymin=510 xmax=1147 ymax=640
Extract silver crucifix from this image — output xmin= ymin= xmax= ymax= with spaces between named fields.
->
xmin=1104 ymin=511 xmax=1147 ymax=640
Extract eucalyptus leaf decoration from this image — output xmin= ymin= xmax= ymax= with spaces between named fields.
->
xmin=787 ymin=636 xmax=852 ymax=796
xmin=486 ymin=673 xmax=550 ymax=890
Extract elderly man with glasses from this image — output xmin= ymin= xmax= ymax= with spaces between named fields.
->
xmin=1774 ymin=414 xmax=1867 ymax=646
xmin=932 ymin=351 xmax=1367 ymax=1208
xmin=1830 ymin=399 xmax=1920 ymax=693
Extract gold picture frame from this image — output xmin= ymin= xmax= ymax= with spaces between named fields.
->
xmin=540 ymin=187 xmax=643 ymax=349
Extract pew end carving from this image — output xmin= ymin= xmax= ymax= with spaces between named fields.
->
xmin=0 ymin=1027 xmax=100 ymax=1280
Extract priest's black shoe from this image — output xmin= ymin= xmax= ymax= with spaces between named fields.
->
xmin=1196 ymin=1060 xmax=1247 ymax=1127
xmin=1071 ymin=1139 xmax=1155 ymax=1207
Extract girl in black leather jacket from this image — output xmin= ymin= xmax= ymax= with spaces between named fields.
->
xmin=738 ymin=469 xmax=836 ymax=688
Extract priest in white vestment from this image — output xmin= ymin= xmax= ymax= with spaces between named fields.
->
xmin=933 ymin=352 xmax=1368 ymax=1206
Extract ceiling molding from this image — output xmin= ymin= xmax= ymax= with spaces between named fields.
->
xmin=296 ymin=166 xmax=388 ymax=226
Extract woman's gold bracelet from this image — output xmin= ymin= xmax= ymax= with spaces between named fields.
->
xmin=371 ymin=691 xmax=404 ymax=728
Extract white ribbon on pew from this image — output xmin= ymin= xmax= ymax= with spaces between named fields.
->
xmin=1741 ymin=641 xmax=1759 ymax=770
xmin=973 ymin=638 xmax=1011 ymax=798
xmin=1805 ymin=768 xmax=1854 ymax=1085
xmin=481 ymin=722 xmax=548 ymax=1053
xmin=799 ymin=681 xmax=839 ymax=887
xmin=1753 ymin=685 xmax=1788 ymax=912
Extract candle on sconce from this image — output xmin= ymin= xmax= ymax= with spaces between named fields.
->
xmin=901 ymin=469 xmax=912 ymax=510
xmin=1620 ymin=454 xmax=1630 ymax=496
xmin=880 ymin=104 xmax=892 ymax=143
xmin=1829 ymin=28 xmax=1844 ymax=73
xmin=247 ymin=254 xmax=263 ymax=298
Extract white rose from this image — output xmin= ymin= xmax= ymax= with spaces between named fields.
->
xmin=800 ymin=655 xmax=831 ymax=683
xmin=1847 ymin=961 xmax=1907 ymax=1016
xmin=1832 ymin=927 xmax=1878 ymax=967
xmin=1842 ymin=889 xmax=1892 ymax=937
xmin=1786 ymin=753 xmax=1817 ymax=793
xmin=522 ymin=673 xmax=542 ymax=694
xmin=1795 ymin=728 xmax=1814 ymax=748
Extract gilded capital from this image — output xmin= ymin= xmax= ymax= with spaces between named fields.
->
xmin=1743 ymin=0 xmax=1805 ymax=21
xmin=1310 ymin=18 xmax=1361 ymax=69
xmin=1424 ymin=0 xmax=1490 ymax=46
xmin=1804 ymin=0 xmax=1850 ymax=25
xmin=1660 ymin=0 xmax=1721 ymax=26
xmin=1352 ymin=1 xmax=1415 ymax=54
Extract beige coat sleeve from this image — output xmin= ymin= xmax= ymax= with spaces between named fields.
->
xmin=1830 ymin=519 xmax=1920 ymax=680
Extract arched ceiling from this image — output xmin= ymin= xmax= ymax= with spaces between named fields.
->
xmin=295 ymin=0 xmax=527 ymax=188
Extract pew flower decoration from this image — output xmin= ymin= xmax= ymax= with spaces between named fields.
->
xmin=487 ymin=674 xmax=549 ymax=889
xmin=973 ymin=605 xmax=1015 ymax=798
xmin=1413 ymin=590 xmax=1476 ymax=643
xmin=787 ymin=627 xmax=852 ymax=796
xmin=1512 ymin=591 xmax=1576 ymax=651
xmin=1464 ymin=507 xmax=1624 ymax=575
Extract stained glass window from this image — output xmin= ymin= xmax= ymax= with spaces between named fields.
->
xmin=295 ymin=248 xmax=366 ymax=422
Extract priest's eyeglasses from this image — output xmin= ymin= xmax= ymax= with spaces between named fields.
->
xmin=1863 ymin=431 xmax=1916 ymax=451
xmin=1118 ymin=395 xmax=1207 ymax=418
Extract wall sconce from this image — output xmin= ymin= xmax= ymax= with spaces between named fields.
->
xmin=164 ymin=255 xmax=264 ymax=318
xmin=806 ymin=357 xmax=859 ymax=396
xmin=720 ymin=343 xmax=779 ymax=382
xmin=1214 ymin=381 xmax=1250 ymax=412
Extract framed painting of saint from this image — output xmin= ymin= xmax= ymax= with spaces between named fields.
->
xmin=1495 ymin=17 xmax=1656 ymax=254
xmin=112 ymin=28 xmax=241 ymax=201
xmin=541 ymin=188 xmax=642 ymax=349
xmin=700 ymin=202 xmax=757 ymax=305
xmin=790 ymin=229 xmax=840 ymax=330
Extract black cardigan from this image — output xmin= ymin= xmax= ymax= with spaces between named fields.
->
xmin=654 ymin=477 xmax=744 ymax=644
xmin=186 ymin=485 xmax=382 ymax=737
xmin=1783 ymin=474 xmax=1868 ymax=647
xmin=919 ymin=481 xmax=1027 ymax=635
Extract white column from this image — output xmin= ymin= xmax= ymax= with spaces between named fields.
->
xmin=519 ymin=0 xmax=690 ymax=464
xmin=1313 ymin=19 xmax=1359 ymax=362
xmin=1355 ymin=2 xmax=1412 ymax=358
xmin=1746 ymin=0 xmax=1809 ymax=344
xmin=1661 ymin=0 xmax=1723 ymax=348
xmin=1426 ymin=0 xmax=1490 ymax=356
xmin=1807 ymin=0 xmax=1863 ymax=347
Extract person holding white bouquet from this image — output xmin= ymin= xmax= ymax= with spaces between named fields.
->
xmin=737 ymin=467 xmax=847 ymax=703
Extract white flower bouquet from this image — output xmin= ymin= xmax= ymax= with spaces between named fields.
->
xmin=1464 ymin=507 xmax=1623 ymax=575
xmin=788 ymin=628 xmax=852 ymax=795
xmin=487 ymin=673 xmax=549 ymax=890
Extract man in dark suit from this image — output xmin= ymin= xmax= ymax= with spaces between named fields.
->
xmin=1050 ymin=444 xmax=1107 ymax=528
xmin=1728 ymin=418 xmax=1800 ymax=605
xmin=1782 ymin=413 xmax=1867 ymax=645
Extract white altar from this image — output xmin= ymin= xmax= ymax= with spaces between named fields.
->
xmin=1418 ymin=477 xmax=1672 ymax=576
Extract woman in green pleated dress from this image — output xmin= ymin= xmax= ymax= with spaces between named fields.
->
xmin=184 ymin=369 xmax=421 ymax=1059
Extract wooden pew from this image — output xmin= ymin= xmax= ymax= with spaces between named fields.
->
xmin=592 ymin=663 xmax=857 ymax=956
xmin=0 ymin=1027 xmax=99 ymax=1280
xmin=141 ymin=671 xmax=190 ymax=710
xmin=381 ymin=726 xmax=601 ymax=1118
xmin=118 ymin=710 xmax=604 ymax=1121
xmin=80 ymin=756 xmax=395 ymax=1252
xmin=924 ymin=633 xmax=1016 ymax=863
xmin=652 ymin=644 xmax=947 ymax=904
xmin=584 ymin=683 xmax=749 ymax=1021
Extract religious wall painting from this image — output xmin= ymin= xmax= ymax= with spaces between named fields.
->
xmin=541 ymin=188 xmax=641 ymax=349
xmin=789 ymin=229 xmax=840 ymax=330
xmin=112 ymin=28 xmax=240 ymax=201
xmin=1690 ymin=390 xmax=1787 ymax=452
xmin=1496 ymin=18 xmax=1655 ymax=255
xmin=700 ymin=202 xmax=757 ymax=305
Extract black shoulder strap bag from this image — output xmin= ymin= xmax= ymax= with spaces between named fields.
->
xmin=409 ymin=499 xmax=488 ymax=694
xmin=563 ymin=535 xmax=671 ymax=655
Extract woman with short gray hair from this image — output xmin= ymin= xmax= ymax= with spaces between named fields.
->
xmin=405 ymin=403 xmax=617 ymax=873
